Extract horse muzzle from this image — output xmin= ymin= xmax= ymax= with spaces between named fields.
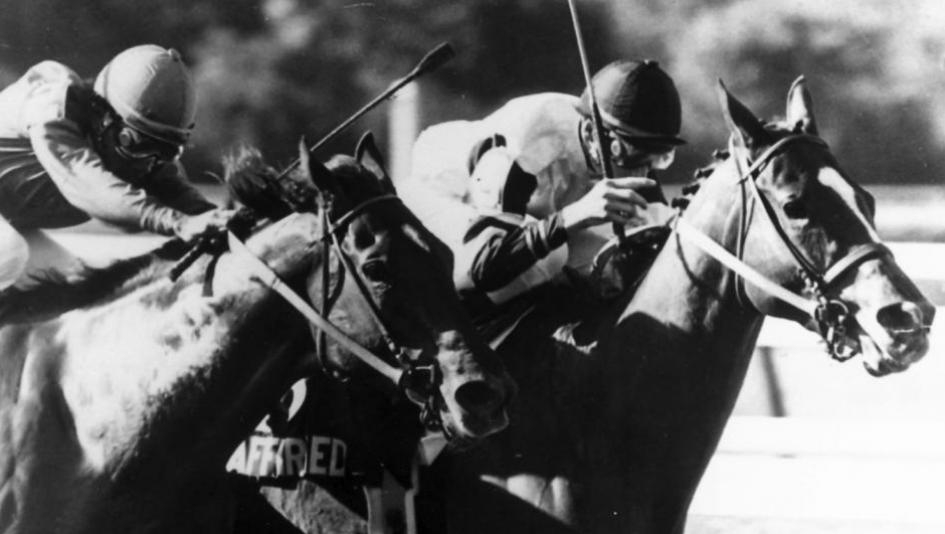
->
xmin=857 ymin=301 xmax=934 ymax=376
xmin=435 ymin=342 xmax=513 ymax=442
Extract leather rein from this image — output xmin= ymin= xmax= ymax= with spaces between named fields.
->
xmin=674 ymin=134 xmax=891 ymax=361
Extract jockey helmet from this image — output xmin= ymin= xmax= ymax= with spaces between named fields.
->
xmin=94 ymin=45 xmax=196 ymax=147
xmin=578 ymin=60 xmax=685 ymax=149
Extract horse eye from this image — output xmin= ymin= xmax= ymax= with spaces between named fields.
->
xmin=783 ymin=199 xmax=809 ymax=219
xmin=361 ymin=260 xmax=391 ymax=283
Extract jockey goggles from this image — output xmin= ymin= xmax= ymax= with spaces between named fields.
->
xmin=115 ymin=124 xmax=184 ymax=163
xmin=607 ymin=130 xmax=675 ymax=171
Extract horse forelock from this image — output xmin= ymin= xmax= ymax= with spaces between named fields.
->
xmin=0 ymin=239 xmax=191 ymax=324
xmin=224 ymin=146 xmax=298 ymax=220
xmin=324 ymin=155 xmax=387 ymax=207
xmin=675 ymin=120 xmax=832 ymax=212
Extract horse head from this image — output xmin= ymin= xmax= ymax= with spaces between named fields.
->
xmin=703 ymin=77 xmax=934 ymax=376
xmin=237 ymin=134 xmax=514 ymax=444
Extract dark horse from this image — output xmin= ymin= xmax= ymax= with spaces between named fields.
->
xmin=0 ymin=136 xmax=513 ymax=534
xmin=425 ymin=78 xmax=935 ymax=533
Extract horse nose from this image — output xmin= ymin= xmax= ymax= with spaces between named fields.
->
xmin=921 ymin=301 xmax=937 ymax=326
xmin=876 ymin=301 xmax=930 ymax=333
xmin=455 ymin=379 xmax=506 ymax=415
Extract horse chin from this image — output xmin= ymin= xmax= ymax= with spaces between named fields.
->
xmin=854 ymin=309 xmax=930 ymax=377
xmin=858 ymin=331 xmax=927 ymax=377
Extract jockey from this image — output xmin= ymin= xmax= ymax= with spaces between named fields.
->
xmin=420 ymin=60 xmax=684 ymax=330
xmin=0 ymin=44 xmax=233 ymax=289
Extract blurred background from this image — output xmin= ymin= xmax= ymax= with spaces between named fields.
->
xmin=5 ymin=0 xmax=944 ymax=532
xmin=5 ymin=0 xmax=945 ymax=194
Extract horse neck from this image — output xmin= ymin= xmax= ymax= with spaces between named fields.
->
xmin=586 ymin=158 xmax=770 ymax=526
xmin=616 ymin=157 xmax=765 ymax=371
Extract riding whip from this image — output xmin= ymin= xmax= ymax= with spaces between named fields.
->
xmin=276 ymin=42 xmax=455 ymax=181
xmin=172 ymin=45 xmax=454 ymax=282
xmin=566 ymin=0 xmax=625 ymax=242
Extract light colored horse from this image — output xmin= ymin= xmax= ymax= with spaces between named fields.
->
xmin=423 ymin=77 xmax=934 ymax=534
xmin=0 ymin=138 xmax=513 ymax=534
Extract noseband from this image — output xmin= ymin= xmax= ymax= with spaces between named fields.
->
xmin=221 ymin=194 xmax=445 ymax=430
xmin=675 ymin=134 xmax=891 ymax=361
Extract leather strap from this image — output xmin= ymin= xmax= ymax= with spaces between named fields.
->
xmin=675 ymin=218 xmax=818 ymax=315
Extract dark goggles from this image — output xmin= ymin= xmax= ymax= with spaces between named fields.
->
xmin=115 ymin=125 xmax=184 ymax=163
xmin=607 ymin=130 xmax=676 ymax=171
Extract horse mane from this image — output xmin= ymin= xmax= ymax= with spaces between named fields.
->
xmin=0 ymin=239 xmax=192 ymax=324
xmin=224 ymin=146 xmax=390 ymax=221
xmin=669 ymin=149 xmax=729 ymax=212
xmin=224 ymin=146 xmax=299 ymax=219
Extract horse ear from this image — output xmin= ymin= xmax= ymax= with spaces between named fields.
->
xmin=355 ymin=131 xmax=396 ymax=194
xmin=785 ymin=75 xmax=818 ymax=135
xmin=717 ymin=79 xmax=771 ymax=150
xmin=298 ymin=137 xmax=339 ymax=194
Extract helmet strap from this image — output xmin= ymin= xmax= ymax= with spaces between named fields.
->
xmin=578 ymin=118 xmax=602 ymax=175
xmin=87 ymin=91 xmax=120 ymax=142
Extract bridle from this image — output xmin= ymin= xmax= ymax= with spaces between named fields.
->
xmin=313 ymin=192 xmax=444 ymax=430
xmin=674 ymin=133 xmax=891 ymax=361
xmin=178 ymin=192 xmax=446 ymax=431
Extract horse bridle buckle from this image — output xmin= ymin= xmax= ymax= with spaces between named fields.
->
xmin=815 ymin=298 xmax=858 ymax=362
xmin=399 ymin=363 xmax=439 ymax=399
xmin=398 ymin=362 xmax=443 ymax=430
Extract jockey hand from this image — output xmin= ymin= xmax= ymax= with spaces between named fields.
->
xmin=173 ymin=208 xmax=237 ymax=242
xmin=560 ymin=176 xmax=655 ymax=232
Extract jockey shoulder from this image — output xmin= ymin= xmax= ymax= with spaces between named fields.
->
xmin=475 ymin=92 xmax=586 ymax=178
xmin=409 ymin=92 xmax=585 ymax=205
xmin=0 ymin=46 xmax=226 ymax=238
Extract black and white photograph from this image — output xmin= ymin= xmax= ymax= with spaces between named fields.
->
xmin=0 ymin=1 xmax=942 ymax=533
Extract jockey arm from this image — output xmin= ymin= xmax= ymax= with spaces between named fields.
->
xmin=20 ymin=61 xmax=217 ymax=236
xmin=145 ymin=161 xmax=218 ymax=215
xmin=29 ymin=121 xmax=209 ymax=235
xmin=457 ymin=214 xmax=567 ymax=304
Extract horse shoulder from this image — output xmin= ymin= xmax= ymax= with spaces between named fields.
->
xmin=0 ymin=318 xmax=99 ymax=531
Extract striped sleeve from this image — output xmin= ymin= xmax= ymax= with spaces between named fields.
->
xmin=463 ymin=213 xmax=568 ymax=292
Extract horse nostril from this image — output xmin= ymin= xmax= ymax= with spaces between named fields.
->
xmin=921 ymin=302 xmax=937 ymax=326
xmin=876 ymin=302 xmax=924 ymax=333
xmin=455 ymin=380 xmax=503 ymax=413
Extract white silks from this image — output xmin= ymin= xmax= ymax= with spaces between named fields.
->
xmin=0 ymin=216 xmax=29 ymax=290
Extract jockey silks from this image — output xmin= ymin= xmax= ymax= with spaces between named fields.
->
xmin=0 ymin=60 xmax=213 ymax=233
xmin=407 ymin=92 xmax=613 ymax=274
xmin=0 ymin=60 xmax=216 ymax=288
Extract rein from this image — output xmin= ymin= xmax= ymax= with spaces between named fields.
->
xmin=675 ymin=134 xmax=891 ymax=361
xmin=318 ymin=194 xmax=444 ymax=429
